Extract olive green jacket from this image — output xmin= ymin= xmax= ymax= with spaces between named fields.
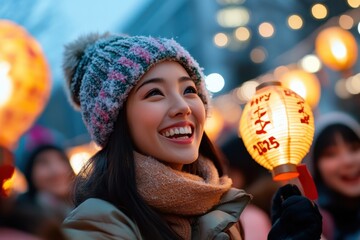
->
xmin=62 ymin=188 xmax=251 ymax=240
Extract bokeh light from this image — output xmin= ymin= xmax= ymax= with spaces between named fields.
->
xmin=299 ymin=54 xmax=322 ymax=73
xmin=279 ymin=69 xmax=321 ymax=108
xmin=250 ymin=47 xmax=267 ymax=63
xmin=235 ymin=80 xmax=259 ymax=103
xmin=258 ymin=22 xmax=275 ymax=38
xmin=315 ymin=27 xmax=358 ymax=71
xmin=205 ymin=73 xmax=225 ymax=93
xmin=217 ymin=7 xmax=250 ymax=28
xmin=288 ymin=15 xmax=303 ymax=30
xmin=347 ymin=0 xmax=360 ymax=8
xmin=214 ymin=32 xmax=229 ymax=47
xmin=312 ymin=4 xmax=328 ymax=19
xmin=235 ymin=27 xmax=251 ymax=41
xmin=339 ymin=14 xmax=354 ymax=30
xmin=335 ymin=78 xmax=352 ymax=99
xmin=204 ymin=107 xmax=224 ymax=141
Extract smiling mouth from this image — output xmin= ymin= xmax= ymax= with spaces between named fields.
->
xmin=160 ymin=126 xmax=193 ymax=139
xmin=340 ymin=170 xmax=360 ymax=182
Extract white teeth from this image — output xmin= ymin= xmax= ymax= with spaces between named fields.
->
xmin=161 ymin=126 xmax=192 ymax=137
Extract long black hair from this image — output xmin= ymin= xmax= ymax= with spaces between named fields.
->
xmin=73 ymin=105 xmax=225 ymax=239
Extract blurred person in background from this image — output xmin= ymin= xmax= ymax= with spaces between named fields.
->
xmin=0 ymin=145 xmax=67 ymax=240
xmin=220 ymin=132 xmax=281 ymax=216
xmin=306 ymin=112 xmax=360 ymax=240
xmin=14 ymin=125 xmax=75 ymax=223
xmin=219 ymin=132 xmax=279 ymax=240
xmin=0 ymin=196 xmax=68 ymax=240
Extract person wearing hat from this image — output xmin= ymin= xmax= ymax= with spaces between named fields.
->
xmin=305 ymin=112 xmax=360 ymax=240
xmin=0 ymin=135 xmax=68 ymax=240
xmin=61 ymin=33 xmax=322 ymax=239
xmin=15 ymin=125 xmax=75 ymax=224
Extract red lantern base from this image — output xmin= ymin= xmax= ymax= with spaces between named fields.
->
xmin=272 ymin=163 xmax=299 ymax=181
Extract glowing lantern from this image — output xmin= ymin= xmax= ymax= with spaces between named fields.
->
xmin=204 ymin=107 xmax=224 ymax=142
xmin=315 ymin=27 xmax=358 ymax=71
xmin=239 ymin=81 xmax=315 ymax=181
xmin=279 ymin=69 xmax=321 ymax=109
xmin=0 ymin=20 xmax=51 ymax=150
xmin=67 ymin=142 xmax=99 ymax=174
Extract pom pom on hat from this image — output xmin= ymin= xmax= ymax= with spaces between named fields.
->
xmin=63 ymin=32 xmax=111 ymax=108
xmin=62 ymin=33 xmax=210 ymax=147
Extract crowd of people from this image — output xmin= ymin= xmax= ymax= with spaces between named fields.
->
xmin=0 ymin=31 xmax=359 ymax=240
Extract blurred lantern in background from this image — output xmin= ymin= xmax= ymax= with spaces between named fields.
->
xmin=315 ymin=26 xmax=358 ymax=72
xmin=239 ymin=81 xmax=315 ymax=181
xmin=0 ymin=20 xmax=51 ymax=150
xmin=279 ymin=68 xmax=321 ymax=109
xmin=212 ymin=94 xmax=242 ymax=129
xmin=204 ymin=107 xmax=225 ymax=142
xmin=67 ymin=141 xmax=99 ymax=174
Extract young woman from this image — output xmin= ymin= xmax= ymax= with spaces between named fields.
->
xmin=61 ymin=33 xmax=322 ymax=239
xmin=309 ymin=112 xmax=360 ymax=240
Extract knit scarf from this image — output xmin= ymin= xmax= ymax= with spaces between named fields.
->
xmin=134 ymin=152 xmax=233 ymax=238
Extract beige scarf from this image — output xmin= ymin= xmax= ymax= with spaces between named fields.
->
xmin=134 ymin=152 xmax=233 ymax=238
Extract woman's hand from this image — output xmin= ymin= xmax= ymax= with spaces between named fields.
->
xmin=268 ymin=184 xmax=322 ymax=240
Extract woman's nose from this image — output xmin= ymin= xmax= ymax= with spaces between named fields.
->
xmin=340 ymin=150 xmax=357 ymax=164
xmin=169 ymin=95 xmax=191 ymax=117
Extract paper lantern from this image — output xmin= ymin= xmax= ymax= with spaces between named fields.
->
xmin=204 ymin=107 xmax=224 ymax=142
xmin=315 ymin=27 xmax=358 ymax=71
xmin=0 ymin=20 xmax=51 ymax=149
xmin=67 ymin=142 xmax=99 ymax=175
xmin=279 ymin=69 xmax=321 ymax=109
xmin=239 ymin=81 xmax=315 ymax=181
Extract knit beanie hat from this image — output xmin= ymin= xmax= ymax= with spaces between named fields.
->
xmin=63 ymin=33 xmax=210 ymax=147
xmin=14 ymin=124 xmax=67 ymax=174
xmin=14 ymin=125 xmax=70 ymax=195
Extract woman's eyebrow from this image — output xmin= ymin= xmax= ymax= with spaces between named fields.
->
xmin=135 ymin=76 xmax=193 ymax=92
xmin=179 ymin=76 xmax=193 ymax=82
xmin=135 ymin=78 xmax=163 ymax=93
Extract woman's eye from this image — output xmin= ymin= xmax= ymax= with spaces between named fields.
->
xmin=145 ymin=89 xmax=163 ymax=98
xmin=348 ymin=142 xmax=360 ymax=152
xmin=322 ymin=147 xmax=339 ymax=158
xmin=184 ymin=86 xmax=198 ymax=94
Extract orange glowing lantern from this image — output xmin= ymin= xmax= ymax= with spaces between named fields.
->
xmin=279 ymin=69 xmax=321 ymax=109
xmin=239 ymin=81 xmax=315 ymax=181
xmin=67 ymin=142 xmax=99 ymax=174
xmin=204 ymin=107 xmax=224 ymax=142
xmin=0 ymin=20 xmax=51 ymax=150
xmin=315 ymin=27 xmax=358 ymax=71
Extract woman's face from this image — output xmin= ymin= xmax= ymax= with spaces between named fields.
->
xmin=126 ymin=61 xmax=206 ymax=170
xmin=32 ymin=149 xmax=74 ymax=199
xmin=318 ymin=133 xmax=360 ymax=197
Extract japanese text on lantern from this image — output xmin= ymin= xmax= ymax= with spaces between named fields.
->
xmin=283 ymin=89 xmax=310 ymax=124
xmin=250 ymin=92 xmax=280 ymax=156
